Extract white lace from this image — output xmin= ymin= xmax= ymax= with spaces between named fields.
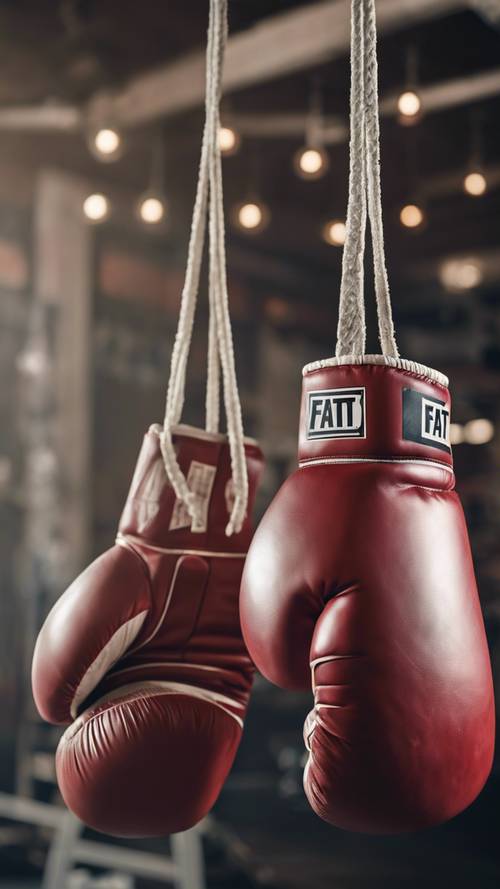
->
xmin=160 ymin=0 xmax=247 ymax=536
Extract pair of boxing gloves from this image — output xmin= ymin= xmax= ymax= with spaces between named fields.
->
xmin=32 ymin=358 xmax=495 ymax=837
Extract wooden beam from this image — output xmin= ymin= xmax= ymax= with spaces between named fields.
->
xmin=225 ymin=67 xmax=500 ymax=142
xmin=224 ymin=112 xmax=347 ymax=140
xmin=469 ymin=0 xmax=500 ymax=26
xmin=3 ymin=65 xmax=499 ymax=138
xmin=421 ymin=163 xmax=500 ymax=199
xmin=87 ymin=0 xmax=467 ymax=128
xmin=380 ymin=67 xmax=500 ymax=115
xmin=0 ymin=105 xmax=80 ymax=131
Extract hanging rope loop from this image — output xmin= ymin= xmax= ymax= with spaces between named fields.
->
xmin=160 ymin=0 xmax=248 ymax=536
xmin=336 ymin=0 xmax=399 ymax=360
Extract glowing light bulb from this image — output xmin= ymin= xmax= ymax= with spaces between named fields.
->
xmin=463 ymin=171 xmax=487 ymax=197
xmin=322 ymin=219 xmax=346 ymax=246
xmin=464 ymin=418 xmax=494 ymax=445
xmin=83 ymin=193 xmax=109 ymax=222
xmin=299 ymin=149 xmax=323 ymax=174
xmin=138 ymin=195 xmax=166 ymax=224
xmin=95 ymin=128 xmax=120 ymax=154
xmin=219 ymin=126 xmax=240 ymax=155
xmin=240 ymin=203 xmax=261 ymax=229
xmin=440 ymin=258 xmax=483 ymax=291
xmin=400 ymin=204 xmax=424 ymax=228
xmin=294 ymin=146 xmax=329 ymax=180
xmin=88 ymin=127 xmax=123 ymax=162
xmin=233 ymin=201 xmax=269 ymax=233
xmin=397 ymin=90 xmax=422 ymax=120
xmin=449 ymin=423 xmax=465 ymax=445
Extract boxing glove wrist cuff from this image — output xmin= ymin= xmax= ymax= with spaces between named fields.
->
xmin=119 ymin=424 xmax=263 ymax=552
xmin=302 ymin=354 xmax=448 ymax=388
xmin=299 ymin=355 xmax=453 ymax=467
xmin=149 ymin=422 xmax=260 ymax=448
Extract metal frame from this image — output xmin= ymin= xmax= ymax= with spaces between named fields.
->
xmin=0 ymin=794 xmax=205 ymax=889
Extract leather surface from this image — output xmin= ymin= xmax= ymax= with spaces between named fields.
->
xmin=58 ymin=690 xmax=241 ymax=836
xmin=240 ymin=362 xmax=494 ymax=833
xmin=32 ymin=426 xmax=264 ymax=837
xmin=299 ymin=362 xmax=453 ymax=466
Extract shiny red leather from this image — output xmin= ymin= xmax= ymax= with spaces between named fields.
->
xmin=240 ymin=360 xmax=494 ymax=833
xmin=32 ymin=424 xmax=264 ymax=837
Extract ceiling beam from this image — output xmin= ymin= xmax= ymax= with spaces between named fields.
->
xmin=225 ymin=67 xmax=500 ymax=142
xmin=421 ymin=163 xmax=500 ymax=198
xmin=0 ymin=105 xmax=80 ymax=131
xmin=468 ymin=0 xmax=500 ymax=27
xmin=225 ymin=112 xmax=348 ymax=140
xmin=86 ymin=0 xmax=467 ymax=128
xmin=380 ymin=66 xmax=500 ymax=114
xmin=2 ymin=65 xmax=499 ymax=137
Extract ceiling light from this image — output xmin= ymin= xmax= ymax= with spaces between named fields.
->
xmin=440 ymin=258 xmax=483 ymax=291
xmin=219 ymin=126 xmax=240 ymax=155
xmin=83 ymin=193 xmax=110 ymax=222
xmin=463 ymin=418 xmax=494 ymax=445
xmin=397 ymin=90 xmax=422 ymax=126
xmin=400 ymin=203 xmax=424 ymax=229
xmin=294 ymin=146 xmax=329 ymax=180
xmin=88 ymin=127 xmax=123 ymax=162
xmin=137 ymin=134 xmax=167 ymax=226
xmin=137 ymin=194 xmax=166 ymax=224
xmin=398 ymin=45 xmax=422 ymax=125
xmin=233 ymin=201 xmax=269 ymax=234
xmin=322 ymin=219 xmax=346 ymax=246
xmin=95 ymin=128 xmax=120 ymax=155
xmin=397 ymin=90 xmax=421 ymax=117
xmin=449 ymin=423 xmax=465 ymax=445
xmin=463 ymin=171 xmax=487 ymax=197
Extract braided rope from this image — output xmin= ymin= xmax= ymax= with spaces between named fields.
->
xmin=161 ymin=0 xmax=248 ymax=535
xmin=363 ymin=0 xmax=398 ymax=357
xmin=336 ymin=0 xmax=367 ymax=357
xmin=336 ymin=0 xmax=399 ymax=359
xmin=207 ymin=2 xmax=248 ymax=534
xmin=205 ymin=5 xmax=222 ymax=435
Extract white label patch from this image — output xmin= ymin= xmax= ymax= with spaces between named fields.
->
xmin=307 ymin=388 xmax=366 ymax=440
xmin=169 ymin=461 xmax=217 ymax=533
xmin=402 ymin=388 xmax=451 ymax=453
xmin=421 ymin=397 xmax=450 ymax=447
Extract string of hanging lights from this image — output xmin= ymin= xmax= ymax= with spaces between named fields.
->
xmin=294 ymin=78 xmax=330 ymax=180
xmin=80 ymin=67 xmax=492 ymax=268
xmin=463 ymin=110 xmax=488 ymax=196
xmin=136 ymin=133 xmax=168 ymax=225
xmin=397 ymin=46 xmax=423 ymax=125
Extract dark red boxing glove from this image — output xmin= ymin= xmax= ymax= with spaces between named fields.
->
xmin=32 ymin=424 xmax=263 ymax=837
xmin=241 ymin=356 xmax=494 ymax=833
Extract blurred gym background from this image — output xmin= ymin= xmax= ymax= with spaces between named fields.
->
xmin=0 ymin=1 xmax=499 ymax=887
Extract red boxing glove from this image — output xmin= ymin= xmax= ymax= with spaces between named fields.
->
xmin=32 ymin=424 xmax=263 ymax=837
xmin=241 ymin=357 xmax=494 ymax=833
